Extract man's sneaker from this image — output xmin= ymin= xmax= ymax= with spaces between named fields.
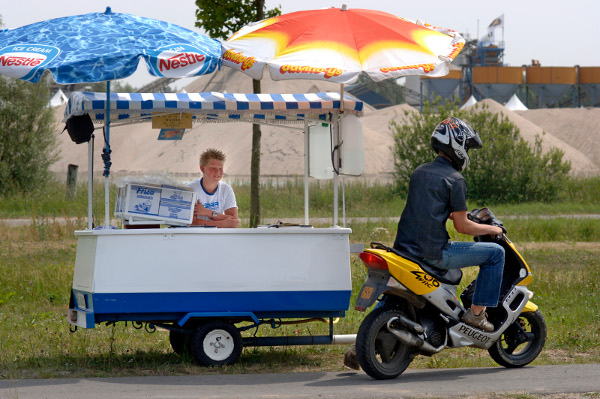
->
xmin=462 ymin=309 xmax=494 ymax=332
xmin=343 ymin=344 xmax=360 ymax=370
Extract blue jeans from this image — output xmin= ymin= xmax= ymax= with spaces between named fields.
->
xmin=424 ymin=241 xmax=505 ymax=307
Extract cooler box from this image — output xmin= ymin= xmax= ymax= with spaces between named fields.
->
xmin=115 ymin=183 xmax=196 ymax=226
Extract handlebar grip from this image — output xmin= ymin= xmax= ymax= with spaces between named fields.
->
xmin=494 ymin=233 xmax=507 ymax=241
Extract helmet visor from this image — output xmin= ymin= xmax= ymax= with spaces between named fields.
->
xmin=466 ymin=134 xmax=483 ymax=150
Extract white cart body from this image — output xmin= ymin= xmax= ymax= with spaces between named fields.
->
xmin=70 ymin=227 xmax=351 ymax=328
xmin=65 ymin=91 xmax=364 ymax=331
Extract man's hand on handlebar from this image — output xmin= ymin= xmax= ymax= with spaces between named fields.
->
xmin=490 ymin=225 xmax=504 ymax=240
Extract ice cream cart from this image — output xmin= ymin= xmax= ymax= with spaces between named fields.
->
xmin=65 ymin=90 xmax=365 ymax=365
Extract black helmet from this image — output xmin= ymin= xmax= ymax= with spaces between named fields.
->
xmin=430 ymin=117 xmax=482 ymax=171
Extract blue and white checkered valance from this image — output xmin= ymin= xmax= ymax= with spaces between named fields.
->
xmin=64 ymin=91 xmax=364 ymax=125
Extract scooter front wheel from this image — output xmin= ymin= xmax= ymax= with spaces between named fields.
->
xmin=356 ymin=306 xmax=415 ymax=380
xmin=488 ymin=310 xmax=547 ymax=368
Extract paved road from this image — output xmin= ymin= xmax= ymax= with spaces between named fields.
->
xmin=1 ymin=364 xmax=599 ymax=399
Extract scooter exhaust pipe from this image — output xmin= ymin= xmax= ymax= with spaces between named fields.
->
xmin=386 ymin=317 xmax=444 ymax=354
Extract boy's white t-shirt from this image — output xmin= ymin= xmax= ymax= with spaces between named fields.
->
xmin=188 ymin=178 xmax=237 ymax=221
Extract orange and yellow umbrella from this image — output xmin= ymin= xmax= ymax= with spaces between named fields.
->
xmin=222 ymin=5 xmax=465 ymax=84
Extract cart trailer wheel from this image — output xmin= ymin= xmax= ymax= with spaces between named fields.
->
xmin=191 ymin=321 xmax=243 ymax=366
xmin=169 ymin=330 xmax=192 ymax=357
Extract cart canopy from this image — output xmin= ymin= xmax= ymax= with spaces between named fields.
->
xmin=64 ymin=91 xmax=364 ymax=125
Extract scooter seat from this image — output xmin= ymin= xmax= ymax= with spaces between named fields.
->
xmin=388 ymin=246 xmax=463 ymax=285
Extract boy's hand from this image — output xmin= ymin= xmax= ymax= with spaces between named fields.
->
xmin=193 ymin=200 xmax=212 ymax=219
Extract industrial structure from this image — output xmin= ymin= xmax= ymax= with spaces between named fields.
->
xmin=418 ymin=20 xmax=600 ymax=110
xmin=349 ymin=14 xmax=599 ymax=110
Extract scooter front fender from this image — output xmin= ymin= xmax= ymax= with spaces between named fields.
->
xmin=522 ymin=301 xmax=538 ymax=312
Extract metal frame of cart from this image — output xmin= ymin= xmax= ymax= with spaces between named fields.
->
xmin=65 ymin=90 xmax=364 ymax=365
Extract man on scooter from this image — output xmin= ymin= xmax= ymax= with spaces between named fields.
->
xmin=393 ymin=117 xmax=504 ymax=332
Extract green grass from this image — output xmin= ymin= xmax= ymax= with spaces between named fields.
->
xmin=0 ymin=180 xmax=108 ymax=220
xmin=350 ymin=217 xmax=600 ymax=247
xmin=2 ymin=178 xmax=600 ymax=379
xmin=1 ymin=215 xmax=600 ymax=379
xmin=4 ymin=175 xmax=600 ymax=220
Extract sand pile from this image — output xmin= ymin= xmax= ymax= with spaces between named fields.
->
xmin=464 ymin=99 xmax=599 ymax=175
xmin=515 ymin=107 xmax=600 ymax=169
xmin=50 ymin=71 xmax=599 ymax=179
xmin=360 ymin=104 xmax=417 ymax=176
xmin=53 ymin=107 xmax=305 ymax=178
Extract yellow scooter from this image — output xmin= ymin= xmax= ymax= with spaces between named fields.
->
xmin=354 ymin=208 xmax=546 ymax=380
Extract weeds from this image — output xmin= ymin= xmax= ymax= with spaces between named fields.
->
xmin=1 ymin=180 xmax=600 ymax=379
xmin=1 ymin=215 xmax=600 ymax=379
xmin=5 ymin=176 xmax=600 ymax=220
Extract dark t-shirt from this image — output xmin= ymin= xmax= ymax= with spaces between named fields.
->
xmin=393 ymin=156 xmax=468 ymax=259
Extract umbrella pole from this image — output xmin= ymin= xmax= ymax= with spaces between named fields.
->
xmin=304 ymin=120 xmax=310 ymax=225
xmin=88 ymin=134 xmax=94 ymax=230
xmin=332 ymin=83 xmax=345 ymax=227
xmin=333 ymin=116 xmax=340 ymax=227
xmin=103 ymin=81 xmax=111 ymax=227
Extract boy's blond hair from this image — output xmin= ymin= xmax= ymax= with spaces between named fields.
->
xmin=199 ymin=148 xmax=226 ymax=168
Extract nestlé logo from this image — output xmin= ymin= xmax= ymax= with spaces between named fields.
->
xmin=147 ymin=44 xmax=208 ymax=78
xmin=0 ymin=44 xmax=60 ymax=81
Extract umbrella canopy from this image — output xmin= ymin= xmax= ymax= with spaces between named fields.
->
xmin=222 ymin=5 xmax=465 ymax=226
xmin=0 ymin=7 xmax=223 ymax=229
xmin=0 ymin=7 xmax=222 ymax=84
xmin=222 ymin=5 xmax=465 ymax=84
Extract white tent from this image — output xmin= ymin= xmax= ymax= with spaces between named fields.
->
xmin=505 ymin=94 xmax=528 ymax=111
xmin=49 ymin=89 xmax=68 ymax=107
xmin=460 ymin=95 xmax=477 ymax=109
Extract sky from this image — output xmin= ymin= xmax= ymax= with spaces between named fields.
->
xmin=2 ymin=0 xmax=599 ymax=88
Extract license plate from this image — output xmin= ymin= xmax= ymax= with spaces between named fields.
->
xmin=360 ymin=286 xmax=374 ymax=299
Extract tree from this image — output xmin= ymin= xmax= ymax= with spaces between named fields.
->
xmin=0 ymin=76 xmax=59 ymax=195
xmin=392 ymin=99 xmax=571 ymax=204
xmin=196 ymin=0 xmax=281 ymax=227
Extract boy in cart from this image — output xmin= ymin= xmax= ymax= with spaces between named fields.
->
xmin=188 ymin=149 xmax=240 ymax=228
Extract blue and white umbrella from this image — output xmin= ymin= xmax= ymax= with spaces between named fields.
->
xmin=0 ymin=7 xmax=222 ymax=83
xmin=0 ymin=7 xmax=222 ymax=228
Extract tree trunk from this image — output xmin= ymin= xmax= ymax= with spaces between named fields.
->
xmin=250 ymin=79 xmax=262 ymax=228
xmin=249 ymin=0 xmax=265 ymax=228
xmin=66 ymin=164 xmax=78 ymax=199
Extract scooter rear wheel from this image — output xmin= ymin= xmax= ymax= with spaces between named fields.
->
xmin=356 ymin=306 xmax=415 ymax=380
xmin=488 ymin=310 xmax=547 ymax=368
